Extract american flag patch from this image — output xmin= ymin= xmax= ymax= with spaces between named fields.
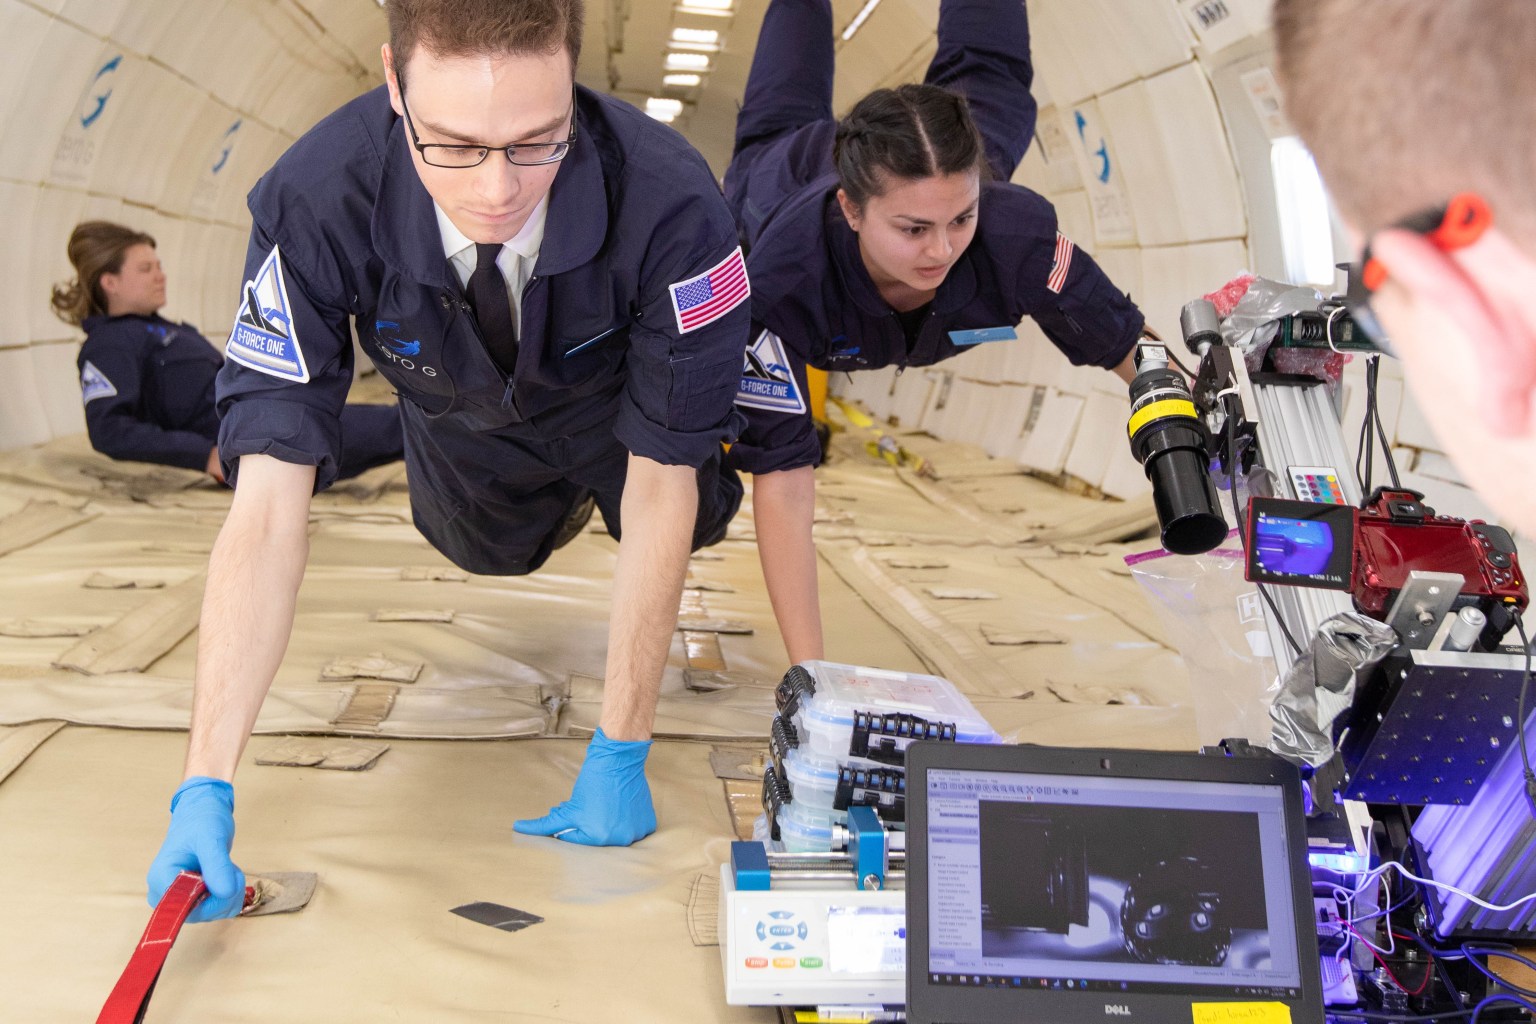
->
xmin=1047 ymin=232 xmax=1075 ymax=294
xmin=669 ymin=246 xmax=750 ymax=334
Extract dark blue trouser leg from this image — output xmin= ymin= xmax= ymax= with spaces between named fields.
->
xmin=336 ymin=403 xmax=404 ymax=480
xmin=925 ymin=0 xmax=1037 ymax=182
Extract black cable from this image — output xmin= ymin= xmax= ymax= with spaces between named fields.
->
xmin=1363 ymin=363 xmax=1377 ymax=496
xmin=1461 ymin=944 xmax=1536 ymax=998
xmin=1357 ymin=383 xmax=1382 ymax=497
xmin=1363 ymin=417 xmax=1376 ymax=494
xmin=1223 ymin=394 xmax=1304 ymax=657
xmin=1362 ymin=928 xmax=1465 ymax=1012
xmin=1367 ymin=356 xmax=1402 ymax=489
xmin=1165 ymin=344 xmax=1196 ymax=379
xmin=1328 ymin=1009 xmax=1477 ymax=1022
xmin=1510 ymin=611 xmax=1536 ymax=818
xmin=1436 ymin=953 xmax=1469 ymax=1012
xmin=1469 ymin=993 xmax=1536 ymax=1024
xmin=1261 ymin=584 xmax=1305 ymax=657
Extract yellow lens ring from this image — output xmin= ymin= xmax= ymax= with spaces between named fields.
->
xmin=1127 ymin=399 xmax=1198 ymax=439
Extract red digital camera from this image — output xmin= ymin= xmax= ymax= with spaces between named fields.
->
xmin=1244 ymin=489 xmax=1527 ymax=642
xmin=1352 ymin=489 xmax=1526 ymax=619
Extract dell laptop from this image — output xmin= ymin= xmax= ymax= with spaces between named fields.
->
xmin=904 ymin=742 xmax=1324 ymax=1024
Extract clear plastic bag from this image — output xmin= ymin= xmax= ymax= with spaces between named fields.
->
xmin=1126 ymin=536 xmax=1278 ymax=747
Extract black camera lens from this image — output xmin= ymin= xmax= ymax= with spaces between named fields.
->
xmin=1127 ymin=369 xmax=1227 ymax=556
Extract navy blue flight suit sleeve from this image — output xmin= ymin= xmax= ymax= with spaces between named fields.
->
xmin=1015 ymin=205 xmax=1144 ymax=370
xmin=723 ymin=320 xmax=822 ymax=476
xmin=925 ymin=0 xmax=1038 ymax=182
xmin=214 ymin=222 xmax=354 ymax=491
xmin=616 ymin=145 xmax=752 ymax=468
xmin=731 ymin=0 xmax=835 ymax=160
xmin=78 ymin=329 xmax=214 ymax=472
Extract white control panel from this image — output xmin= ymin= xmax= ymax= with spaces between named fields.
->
xmin=719 ymin=862 xmax=906 ymax=1006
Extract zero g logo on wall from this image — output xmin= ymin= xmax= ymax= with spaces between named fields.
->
xmin=212 ymin=119 xmax=242 ymax=174
xmin=52 ymin=52 xmax=126 ymax=185
xmin=1062 ymin=103 xmax=1136 ymax=247
xmin=79 ymin=54 xmax=121 ymax=128
xmin=190 ymin=119 xmax=244 ymax=217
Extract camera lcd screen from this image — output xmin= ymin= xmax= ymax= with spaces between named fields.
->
xmin=1245 ymin=498 xmax=1355 ymax=591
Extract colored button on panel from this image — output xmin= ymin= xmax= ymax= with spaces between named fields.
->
xmin=800 ymin=957 xmax=824 ymax=969
xmin=797 ymin=922 xmax=809 ymax=940
xmin=768 ymin=910 xmax=794 ymax=919
xmin=773 ymin=957 xmax=797 ymax=969
xmin=769 ymin=924 xmax=795 ymax=937
xmin=770 ymin=942 xmax=796 ymax=951
xmin=745 ymin=957 xmax=769 ymax=969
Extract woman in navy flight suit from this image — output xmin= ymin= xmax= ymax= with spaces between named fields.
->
xmin=723 ymin=0 xmax=1153 ymax=664
xmin=51 ymin=221 xmax=402 ymax=483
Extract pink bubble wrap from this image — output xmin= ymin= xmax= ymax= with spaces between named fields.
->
xmin=1204 ymin=274 xmax=1257 ymax=319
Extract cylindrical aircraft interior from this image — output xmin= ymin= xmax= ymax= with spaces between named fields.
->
xmin=2 ymin=2 xmax=1534 ymax=1022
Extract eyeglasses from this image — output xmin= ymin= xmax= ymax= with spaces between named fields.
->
xmin=1343 ymin=193 xmax=1493 ymax=353
xmin=396 ymin=73 xmax=577 ymax=168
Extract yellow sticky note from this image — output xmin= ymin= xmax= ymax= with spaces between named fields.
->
xmin=1191 ymin=1002 xmax=1292 ymax=1024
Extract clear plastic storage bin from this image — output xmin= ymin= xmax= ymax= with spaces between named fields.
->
xmin=751 ymin=808 xmax=837 ymax=854
xmin=761 ymin=761 xmax=907 ymax=851
xmin=775 ymin=660 xmax=999 ymax=766
xmin=755 ymin=774 xmax=841 ymax=853
xmin=771 ymin=735 xmax=907 ymax=822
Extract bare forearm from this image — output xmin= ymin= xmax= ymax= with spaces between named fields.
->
xmin=185 ymin=456 xmax=315 ymax=780
xmin=753 ymin=466 xmax=824 ymax=663
xmin=1112 ymin=350 xmax=1138 ymax=385
xmin=598 ymin=455 xmax=698 ymax=741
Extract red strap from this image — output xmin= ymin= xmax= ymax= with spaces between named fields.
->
xmin=97 ymin=871 xmax=208 ymax=1024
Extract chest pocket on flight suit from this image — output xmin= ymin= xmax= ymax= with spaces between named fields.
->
xmin=367 ymin=298 xmax=459 ymax=417
xmin=148 ymin=332 xmax=218 ymax=429
xmin=540 ymin=274 xmax=630 ymax=394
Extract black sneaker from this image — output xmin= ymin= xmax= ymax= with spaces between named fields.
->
xmin=553 ymin=491 xmax=596 ymax=549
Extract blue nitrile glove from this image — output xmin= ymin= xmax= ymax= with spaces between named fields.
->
xmin=513 ymin=728 xmax=657 ymax=846
xmin=146 ymin=777 xmax=246 ymax=923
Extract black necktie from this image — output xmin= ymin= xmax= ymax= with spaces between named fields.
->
xmin=466 ymin=243 xmax=517 ymax=374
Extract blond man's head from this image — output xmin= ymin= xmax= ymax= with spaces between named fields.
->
xmin=1275 ymin=0 xmax=1536 ymax=536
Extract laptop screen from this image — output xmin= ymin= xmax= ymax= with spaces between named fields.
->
xmin=905 ymin=744 xmax=1323 ymax=1024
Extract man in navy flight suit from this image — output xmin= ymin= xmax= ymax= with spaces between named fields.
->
xmin=145 ymin=0 xmax=751 ymax=921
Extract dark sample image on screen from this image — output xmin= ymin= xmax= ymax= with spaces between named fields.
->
xmin=977 ymin=803 xmax=1272 ymax=970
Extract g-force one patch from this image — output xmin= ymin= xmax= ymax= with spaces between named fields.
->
xmin=226 ymin=246 xmax=309 ymax=383
xmin=735 ymin=329 xmax=806 ymax=414
xmin=80 ymin=360 xmax=117 ymax=404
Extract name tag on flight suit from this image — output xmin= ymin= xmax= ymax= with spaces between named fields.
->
xmin=948 ymin=326 xmax=1019 ymax=346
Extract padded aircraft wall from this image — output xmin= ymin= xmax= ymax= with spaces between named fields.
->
xmin=0 ymin=0 xmax=385 ymax=452
xmin=0 ymin=0 xmax=1490 ymax=526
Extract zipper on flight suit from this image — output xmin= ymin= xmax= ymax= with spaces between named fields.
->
xmin=440 ymin=285 xmax=522 ymax=412
xmin=889 ymin=307 xmax=937 ymax=375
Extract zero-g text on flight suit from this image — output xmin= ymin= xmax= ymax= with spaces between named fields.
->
xmin=77 ymin=312 xmax=402 ymax=479
xmin=214 ymin=86 xmax=750 ymax=574
xmin=719 ymin=0 xmax=1145 ymax=476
